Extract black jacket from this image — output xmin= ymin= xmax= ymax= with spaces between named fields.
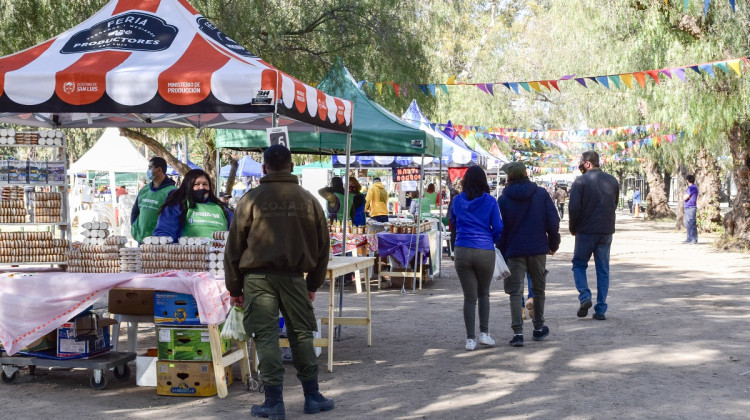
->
xmin=568 ymin=168 xmax=619 ymax=235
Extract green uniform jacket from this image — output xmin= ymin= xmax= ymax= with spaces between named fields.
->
xmin=130 ymin=179 xmax=176 ymax=243
xmin=224 ymin=173 xmax=330 ymax=295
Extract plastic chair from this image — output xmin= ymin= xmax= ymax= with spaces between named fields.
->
xmin=111 ymin=314 xmax=154 ymax=353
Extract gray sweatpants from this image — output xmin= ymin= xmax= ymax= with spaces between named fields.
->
xmin=454 ymin=246 xmax=495 ymax=340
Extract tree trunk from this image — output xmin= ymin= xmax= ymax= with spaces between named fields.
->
xmin=118 ymin=128 xmax=190 ymax=175
xmin=722 ymin=122 xmax=750 ymax=246
xmin=201 ymin=133 xmax=216 ymax=185
xmin=694 ymin=148 xmax=722 ymax=231
xmin=224 ymin=158 xmax=238 ymax=196
xmin=663 ymin=170 xmax=671 ymax=200
xmin=642 ymin=160 xmax=675 ymax=219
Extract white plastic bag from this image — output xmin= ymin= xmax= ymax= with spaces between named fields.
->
xmin=493 ymin=248 xmax=511 ymax=280
xmin=221 ymin=306 xmax=250 ymax=341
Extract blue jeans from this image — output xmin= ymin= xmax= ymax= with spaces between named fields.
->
xmin=684 ymin=207 xmax=698 ymax=243
xmin=572 ymin=233 xmax=613 ymax=315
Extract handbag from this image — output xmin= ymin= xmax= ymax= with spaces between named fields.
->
xmin=493 ymin=248 xmax=511 ymax=280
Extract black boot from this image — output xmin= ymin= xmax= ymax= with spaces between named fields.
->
xmin=251 ymin=384 xmax=285 ymax=420
xmin=301 ymin=378 xmax=335 ymax=414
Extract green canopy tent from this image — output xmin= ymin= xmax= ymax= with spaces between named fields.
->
xmin=216 ymin=59 xmax=439 ymax=158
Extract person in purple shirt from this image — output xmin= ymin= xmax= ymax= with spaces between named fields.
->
xmin=449 ymin=166 xmax=503 ymax=351
xmin=683 ymin=174 xmax=699 ymax=244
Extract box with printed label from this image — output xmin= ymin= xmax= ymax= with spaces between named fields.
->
xmin=56 ymin=317 xmax=116 ymax=357
xmin=157 ymin=326 xmax=230 ymax=361
xmin=156 ymin=361 xmax=233 ymax=397
xmin=154 ymin=292 xmax=201 ymax=326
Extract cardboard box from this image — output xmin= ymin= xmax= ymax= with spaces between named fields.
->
xmin=109 ymin=288 xmax=155 ymax=315
xmin=57 ymin=316 xmax=116 ymax=357
xmin=156 ymin=361 xmax=233 ymax=397
xmin=21 ymin=331 xmax=57 ymax=353
xmin=136 ymin=355 xmax=157 ymax=387
xmin=154 ymin=292 xmax=201 ymax=326
xmin=157 ymin=326 xmax=230 ymax=361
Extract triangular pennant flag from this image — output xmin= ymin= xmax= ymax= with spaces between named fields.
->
xmin=698 ymin=63 xmax=715 ymax=77
xmin=589 ymin=77 xmax=600 ymax=85
xmin=376 ymin=82 xmax=383 ymax=95
xmin=486 ymin=83 xmax=494 ymax=96
xmin=419 ymin=85 xmax=430 ymax=96
xmin=575 ymin=78 xmax=587 ymax=87
xmin=730 ymin=0 xmax=735 ymax=11
xmin=714 ymin=61 xmax=730 ymax=74
xmin=439 ymin=84 xmax=449 ymax=95
xmin=539 ymin=80 xmax=551 ymax=91
xmin=646 ymin=70 xmax=661 ymax=84
xmin=357 ymin=80 xmax=366 ymax=89
xmin=519 ymin=82 xmax=531 ymax=92
xmin=704 ymin=0 xmax=710 ymax=16
xmin=634 ymin=72 xmax=646 ymax=88
xmin=728 ymin=59 xmax=742 ymax=76
xmin=427 ymin=84 xmax=437 ymax=97
xmin=402 ymin=84 xmax=408 ymax=97
xmin=446 ymin=75 xmax=457 ymax=85
xmin=502 ymin=82 xmax=511 ymax=91
xmin=367 ymin=81 xmax=375 ymax=91
xmin=621 ymin=73 xmax=634 ymax=89
xmin=673 ymin=67 xmax=687 ymax=82
xmin=595 ymin=76 xmax=610 ymax=89
xmin=477 ymin=84 xmax=490 ymax=94
xmin=684 ymin=0 xmax=689 ymax=12
xmin=392 ymin=82 xmax=400 ymax=97
xmin=608 ymin=75 xmax=622 ymax=89
xmin=659 ymin=69 xmax=673 ymax=79
xmin=689 ymin=65 xmax=701 ymax=74
xmin=429 ymin=123 xmax=437 ymax=131
xmin=509 ymin=83 xmax=520 ymax=94
xmin=550 ymin=80 xmax=560 ymax=91
xmin=529 ymin=81 xmax=542 ymax=92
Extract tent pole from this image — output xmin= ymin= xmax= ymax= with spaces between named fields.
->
xmin=337 ymin=132 xmax=352 ymax=340
xmin=437 ymin=154 xmax=443 ymax=278
xmin=215 ymin=149 xmax=221 ymax=196
xmin=412 ymin=151 xmax=425 ymax=293
xmin=109 ymin=170 xmax=116 ymax=226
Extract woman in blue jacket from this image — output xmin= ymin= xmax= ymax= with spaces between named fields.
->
xmin=449 ymin=166 xmax=503 ymax=351
xmin=153 ymin=169 xmax=233 ymax=242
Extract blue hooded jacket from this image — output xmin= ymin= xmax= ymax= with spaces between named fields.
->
xmin=496 ymin=180 xmax=561 ymax=258
xmin=449 ymin=192 xmax=503 ymax=250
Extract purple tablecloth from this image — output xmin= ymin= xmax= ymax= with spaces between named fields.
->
xmin=376 ymin=232 xmax=430 ymax=267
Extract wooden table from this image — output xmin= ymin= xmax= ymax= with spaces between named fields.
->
xmin=320 ymin=256 xmax=375 ymax=372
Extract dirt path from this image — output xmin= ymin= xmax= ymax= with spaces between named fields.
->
xmin=3 ymin=214 xmax=750 ymax=419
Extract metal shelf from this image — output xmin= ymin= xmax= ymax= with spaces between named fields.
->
xmin=0 ymin=261 xmax=67 ymax=266
xmin=0 ymin=222 xmax=67 ymax=226
xmin=0 ymin=143 xmax=65 ymax=148
xmin=2 ymin=182 xmax=66 ymax=187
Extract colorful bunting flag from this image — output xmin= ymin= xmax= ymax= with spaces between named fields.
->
xmin=608 ymin=75 xmax=622 ymax=89
xmin=698 ymin=63 xmax=715 ymax=77
xmin=621 ymin=73 xmax=634 ymax=89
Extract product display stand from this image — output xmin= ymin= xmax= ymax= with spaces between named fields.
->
xmin=0 ymin=130 xmax=71 ymax=268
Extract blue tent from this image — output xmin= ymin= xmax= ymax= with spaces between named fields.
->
xmin=220 ymin=155 xmax=262 ymax=177
xmin=166 ymin=159 xmax=202 ymax=175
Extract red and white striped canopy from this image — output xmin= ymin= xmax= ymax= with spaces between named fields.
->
xmin=0 ymin=0 xmax=353 ymax=133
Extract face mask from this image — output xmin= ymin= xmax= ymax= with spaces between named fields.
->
xmin=191 ymin=188 xmax=209 ymax=203
xmin=578 ymin=163 xmax=587 ymax=174
xmin=146 ymin=169 xmax=154 ymax=180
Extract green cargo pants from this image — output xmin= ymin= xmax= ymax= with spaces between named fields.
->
xmin=242 ymin=272 xmax=319 ymax=386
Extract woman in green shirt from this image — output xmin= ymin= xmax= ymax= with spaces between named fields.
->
xmin=153 ymin=169 xmax=233 ymax=242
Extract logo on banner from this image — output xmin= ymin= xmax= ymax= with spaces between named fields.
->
xmin=252 ymin=90 xmax=274 ymax=106
xmin=393 ymin=167 xmax=422 ymax=183
xmin=196 ymin=17 xmax=258 ymax=58
xmin=61 ymin=12 xmax=178 ymax=54
xmin=61 ymin=81 xmax=99 ymax=95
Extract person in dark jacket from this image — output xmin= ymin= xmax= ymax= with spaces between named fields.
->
xmin=449 ymin=166 xmax=503 ymax=351
xmin=225 ymin=145 xmax=333 ymax=418
xmin=568 ymin=151 xmax=619 ymax=320
xmin=497 ymin=162 xmax=560 ymax=347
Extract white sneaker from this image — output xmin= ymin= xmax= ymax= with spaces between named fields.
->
xmin=478 ymin=332 xmax=496 ymax=346
xmin=465 ymin=339 xmax=477 ymax=351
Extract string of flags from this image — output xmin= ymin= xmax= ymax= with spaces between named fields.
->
xmin=360 ymin=55 xmax=749 ymax=98
xmin=666 ymin=0 xmax=737 ymax=14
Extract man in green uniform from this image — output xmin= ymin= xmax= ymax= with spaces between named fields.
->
xmin=225 ymin=145 xmax=333 ymax=419
xmin=130 ymin=157 xmax=176 ymax=243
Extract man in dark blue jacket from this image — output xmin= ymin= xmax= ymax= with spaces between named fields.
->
xmin=568 ymin=151 xmax=619 ymax=320
xmin=497 ymin=162 xmax=560 ymax=347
